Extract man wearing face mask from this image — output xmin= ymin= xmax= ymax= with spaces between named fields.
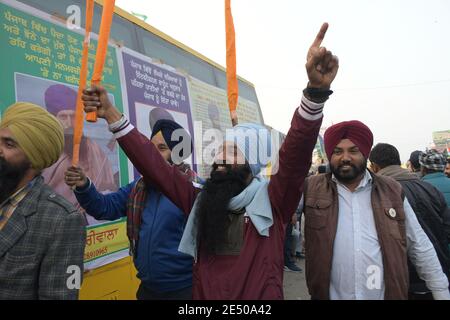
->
xmin=65 ymin=119 xmax=200 ymax=300
xmin=301 ymin=121 xmax=450 ymax=300
xmin=81 ymin=23 xmax=337 ymax=299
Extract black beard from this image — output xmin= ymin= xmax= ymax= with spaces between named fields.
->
xmin=63 ymin=128 xmax=88 ymax=159
xmin=195 ymin=163 xmax=251 ymax=255
xmin=330 ymin=159 xmax=367 ymax=184
xmin=0 ymin=157 xmax=30 ymax=204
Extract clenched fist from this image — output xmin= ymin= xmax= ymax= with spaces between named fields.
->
xmin=64 ymin=166 xmax=89 ymax=189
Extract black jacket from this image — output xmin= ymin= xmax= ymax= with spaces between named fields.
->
xmin=377 ymin=166 xmax=450 ymax=294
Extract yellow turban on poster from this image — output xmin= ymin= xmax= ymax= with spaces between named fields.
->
xmin=0 ymin=102 xmax=64 ymax=170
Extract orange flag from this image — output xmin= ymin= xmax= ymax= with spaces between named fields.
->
xmin=225 ymin=0 xmax=239 ymax=126
xmin=72 ymin=0 xmax=94 ymax=166
xmin=86 ymin=0 xmax=116 ymax=122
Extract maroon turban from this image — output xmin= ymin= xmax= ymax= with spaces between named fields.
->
xmin=44 ymin=84 xmax=77 ymax=115
xmin=324 ymin=120 xmax=373 ymax=160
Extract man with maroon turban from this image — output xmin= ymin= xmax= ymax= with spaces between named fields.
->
xmin=42 ymin=84 xmax=117 ymax=223
xmin=301 ymin=120 xmax=450 ymax=300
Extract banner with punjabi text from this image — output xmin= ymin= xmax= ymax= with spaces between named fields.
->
xmin=0 ymin=0 xmax=130 ymax=270
xmin=84 ymin=218 xmax=129 ymax=269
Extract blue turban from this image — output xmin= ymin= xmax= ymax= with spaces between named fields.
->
xmin=151 ymin=119 xmax=192 ymax=161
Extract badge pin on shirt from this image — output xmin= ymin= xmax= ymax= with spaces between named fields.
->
xmin=388 ymin=208 xmax=397 ymax=218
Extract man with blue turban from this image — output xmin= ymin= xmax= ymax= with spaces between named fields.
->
xmin=81 ymin=23 xmax=338 ymax=299
xmin=65 ymin=118 xmax=199 ymax=300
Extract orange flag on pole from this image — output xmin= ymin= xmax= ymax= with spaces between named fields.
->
xmin=72 ymin=0 xmax=94 ymax=166
xmin=225 ymin=0 xmax=239 ymax=126
xmin=86 ymin=0 xmax=116 ymax=122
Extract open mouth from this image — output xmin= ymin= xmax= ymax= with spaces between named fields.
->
xmin=215 ymin=165 xmax=227 ymax=172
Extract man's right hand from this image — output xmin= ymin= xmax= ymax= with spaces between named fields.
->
xmin=82 ymin=85 xmax=122 ymax=124
xmin=65 ymin=166 xmax=89 ymax=189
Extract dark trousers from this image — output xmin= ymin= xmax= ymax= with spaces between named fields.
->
xmin=284 ymin=223 xmax=295 ymax=265
xmin=136 ymin=283 xmax=192 ymax=300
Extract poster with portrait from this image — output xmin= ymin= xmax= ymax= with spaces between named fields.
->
xmin=15 ymin=74 xmax=119 ymax=221
xmin=187 ymin=77 xmax=264 ymax=178
xmin=119 ymin=48 xmax=196 ymax=178
xmin=0 ymin=0 xmax=130 ymax=269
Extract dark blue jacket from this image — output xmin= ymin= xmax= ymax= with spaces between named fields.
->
xmin=74 ymin=179 xmax=192 ymax=292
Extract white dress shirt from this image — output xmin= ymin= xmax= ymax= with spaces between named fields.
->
xmin=329 ymin=170 xmax=450 ymax=300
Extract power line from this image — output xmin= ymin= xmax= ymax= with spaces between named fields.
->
xmin=338 ymin=79 xmax=450 ymax=91
xmin=257 ymin=79 xmax=450 ymax=92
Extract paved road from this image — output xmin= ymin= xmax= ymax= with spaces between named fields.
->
xmin=283 ymin=258 xmax=310 ymax=300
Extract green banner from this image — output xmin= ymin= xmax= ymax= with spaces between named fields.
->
xmin=0 ymin=1 xmax=130 ymax=268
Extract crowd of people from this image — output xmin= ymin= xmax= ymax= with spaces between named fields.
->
xmin=0 ymin=23 xmax=449 ymax=300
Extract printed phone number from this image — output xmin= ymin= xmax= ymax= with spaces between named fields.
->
xmin=84 ymin=246 xmax=108 ymax=260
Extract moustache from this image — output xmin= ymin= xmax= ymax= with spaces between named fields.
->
xmin=0 ymin=157 xmax=15 ymax=175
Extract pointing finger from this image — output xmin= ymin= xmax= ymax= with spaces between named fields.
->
xmin=310 ymin=22 xmax=329 ymax=48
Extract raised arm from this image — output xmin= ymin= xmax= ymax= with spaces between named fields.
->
xmin=269 ymin=23 xmax=339 ymax=223
xmin=81 ymin=88 xmax=197 ymax=215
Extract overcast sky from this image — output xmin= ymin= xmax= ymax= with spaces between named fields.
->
xmin=116 ymin=0 xmax=450 ymax=162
